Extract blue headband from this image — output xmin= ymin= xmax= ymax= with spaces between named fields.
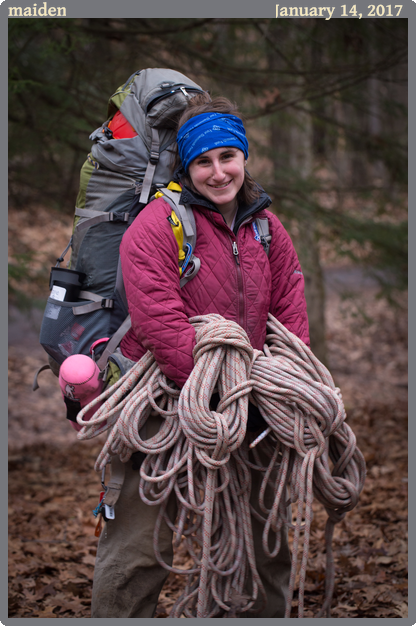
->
xmin=177 ymin=112 xmax=249 ymax=172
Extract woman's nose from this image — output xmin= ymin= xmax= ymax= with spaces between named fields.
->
xmin=211 ymin=160 xmax=225 ymax=180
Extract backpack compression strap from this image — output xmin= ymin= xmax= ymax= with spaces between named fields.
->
xmin=139 ymin=128 xmax=160 ymax=205
xmin=74 ymin=208 xmax=132 ymax=231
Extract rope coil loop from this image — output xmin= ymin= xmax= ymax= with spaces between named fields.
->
xmin=76 ymin=313 xmax=365 ymax=618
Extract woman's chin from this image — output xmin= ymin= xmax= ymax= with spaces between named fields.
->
xmin=206 ymin=188 xmax=237 ymax=207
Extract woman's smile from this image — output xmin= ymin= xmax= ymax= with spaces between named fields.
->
xmin=209 ymin=180 xmax=231 ymax=188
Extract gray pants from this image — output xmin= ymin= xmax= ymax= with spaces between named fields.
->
xmin=91 ymin=433 xmax=291 ymax=618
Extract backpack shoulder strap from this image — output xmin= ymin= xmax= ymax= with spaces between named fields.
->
xmin=155 ymin=184 xmax=201 ymax=287
xmin=160 ymin=186 xmax=197 ymax=249
xmin=255 ymin=217 xmax=272 ymax=257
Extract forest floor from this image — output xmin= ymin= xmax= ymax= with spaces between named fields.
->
xmin=8 ymin=209 xmax=408 ymax=619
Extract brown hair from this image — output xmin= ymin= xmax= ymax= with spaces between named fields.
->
xmin=172 ymin=92 xmax=261 ymax=206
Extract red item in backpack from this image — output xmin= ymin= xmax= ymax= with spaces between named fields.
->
xmin=107 ymin=110 xmax=138 ymax=139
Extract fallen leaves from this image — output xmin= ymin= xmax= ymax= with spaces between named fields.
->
xmin=8 ymin=271 xmax=408 ymax=618
xmin=8 ymin=443 xmax=102 ymax=618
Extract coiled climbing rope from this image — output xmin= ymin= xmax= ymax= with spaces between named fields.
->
xmin=76 ymin=313 xmax=366 ymax=618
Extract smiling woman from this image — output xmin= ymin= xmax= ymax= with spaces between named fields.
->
xmin=175 ymin=108 xmax=249 ymax=228
xmin=187 ymin=147 xmax=246 ymax=226
xmin=91 ymin=91 xmax=311 ymax=618
xmin=173 ymin=95 xmax=262 ymax=209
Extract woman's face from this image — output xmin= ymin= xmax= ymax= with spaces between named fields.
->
xmin=187 ymin=147 xmax=245 ymax=215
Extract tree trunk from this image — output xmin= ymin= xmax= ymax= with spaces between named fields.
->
xmin=295 ymin=219 xmax=327 ymax=365
xmin=286 ymin=105 xmax=328 ymax=365
xmin=267 ymin=20 xmax=328 ymax=364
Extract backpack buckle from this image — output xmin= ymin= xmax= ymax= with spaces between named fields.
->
xmin=149 ymin=151 xmax=159 ymax=165
xmin=101 ymin=299 xmax=114 ymax=309
xmin=108 ymin=212 xmax=130 ymax=223
xmin=260 ymin=234 xmax=272 ymax=255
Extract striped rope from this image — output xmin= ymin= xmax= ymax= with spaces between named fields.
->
xmin=76 ymin=313 xmax=366 ymax=618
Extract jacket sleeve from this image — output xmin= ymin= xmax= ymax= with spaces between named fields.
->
xmin=119 ymin=198 xmax=196 ymax=387
xmin=267 ymin=212 xmax=310 ymax=346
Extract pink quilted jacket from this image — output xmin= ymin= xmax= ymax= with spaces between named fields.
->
xmin=120 ymin=188 xmax=309 ymax=387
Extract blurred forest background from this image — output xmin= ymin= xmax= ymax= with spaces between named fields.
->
xmin=8 ymin=18 xmax=408 ymax=619
xmin=8 ymin=17 xmax=408 ymax=360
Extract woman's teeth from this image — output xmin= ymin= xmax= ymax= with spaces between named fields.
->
xmin=210 ymin=181 xmax=231 ymax=189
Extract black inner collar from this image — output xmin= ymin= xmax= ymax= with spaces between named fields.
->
xmin=179 ymin=184 xmax=272 ymax=234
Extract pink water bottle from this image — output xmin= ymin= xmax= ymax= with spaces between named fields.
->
xmin=59 ymin=354 xmax=103 ymax=431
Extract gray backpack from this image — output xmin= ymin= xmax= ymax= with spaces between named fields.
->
xmin=37 ymin=69 xmax=205 ymax=382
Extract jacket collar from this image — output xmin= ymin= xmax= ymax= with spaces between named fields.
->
xmin=179 ymin=184 xmax=272 ymax=233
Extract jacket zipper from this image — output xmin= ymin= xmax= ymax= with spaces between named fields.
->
xmin=231 ymin=238 xmax=245 ymax=329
